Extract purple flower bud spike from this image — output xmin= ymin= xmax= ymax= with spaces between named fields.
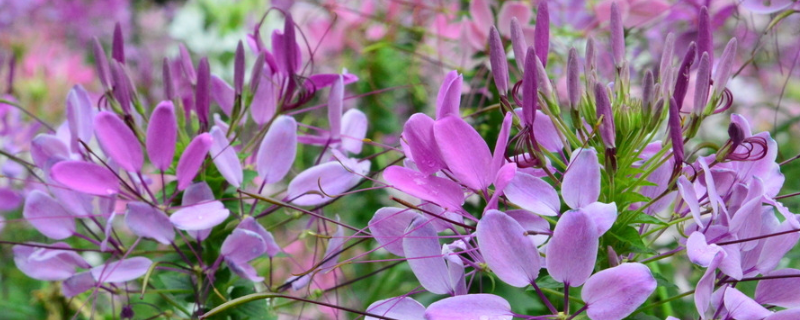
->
xmin=24 ymin=190 xmax=74 ymax=240
xmin=488 ymin=26 xmax=509 ymax=94
xmin=713 ymin=38 xmax=738 ymax=97
xmin=476 ymin=210 xmax=540 ymax=287
xmin=659 ymin=33 xmax=676 ymax=89
xmin=162 ymin=58 xmax=174 ymax=100
xmin=667 ymin=97 xmax=684 ymax=165
xmin=610 ymin=2 xmax=625 ymax=69
xmin=179 ymin=44 xmax=196 ymax=85
xmin=567 ymin=48 xmax=580 ymax=109
xmin=256 ymin=115 xmax=297 ymax=184
xmin=147 ymin=101 xmax=177 ymax=171
xmin=249 ymin=52 xmax=265 ymax=93
xmin=195 ymin=57 xmax=211 ymax=131
xmin=594 ymin=83 xmax=616 ymax=148
xmin=112 ymin=22 xmax=125 ymax=64
xmin=697 ymin=6 xmax=713 ymax=65
xmin=522 ymin=46 xmax=538 ymax=126
xmin=110 ymin=61 xmax=132 ymax=114
xmin=673 ymin=42 xmax=697 ymax=111
xmin=642 ymin=70 xmax=654 ymax=112
xmin=234 ymin=41 xmax=245 ymax=95
xmin=94 ymin=111 xmax=143 ymax=172
xmin=176 ymin=133 xmax=213 ymax=191
xmin=51 ymin=161 xmax=120 ymax=195
xmin=534 ymin=2 xmax=549 ymax=67
xmin=586 ymin=37 xmax=596 ymax=72
xmin=510 ymin=17 xmax=528 ymax=71
xmin=693 ymin=52 xmax=711 ymax=116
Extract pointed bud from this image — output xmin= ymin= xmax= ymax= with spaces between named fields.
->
xmin=586 ymin=37 xmax=596 ymax=72
xmin=110 ymin=61 xmax=132 ymax=114
xmin=488 ymin=27 xmax=509 ymax=94
xmin=667 ymin=97 xmax=684 ymax=164
xmin=176 ymin=133 xmax=213 ymax=191
xmin=162 ymin=58 xmax=174 ymax=100
xmin=195 ymin=57 xmax=211 ymax=129
xmin=328 ymin=75 xmax=344 ymax=141
xmin=510 ymin=17 xmax=528 ymax=71
xmin=522 ymin=47 xmax=538 ymax=126
xmin=642 ymin=70 xmax=654 ymax=113
xmin=112 ymin=23 xmax=125 ymax=64
xmin=567 ymin=48 xmax=580 ymax=109
xmin=257 ymin=115 xmax=297 ymax=184
xmin=234 ymin=41 xmax=245 ymax=95
xmin=610 ymin=2 xmax=625 ymax=68
xmin=659 ymin=33 xmax=676 ymax=90
xmin=673 ymin=42 xmax=697 ymax=110
xmin=179 ymin=44 xmax=196 ymax=85
xmin=594 ymin=83 xmax=615 ymax=148
xmin=95 ymin=111 xmax=143 ymax=172
xmin=535 ymin=56 xmax=552 ymax=99
xmin=92 ymin=38 xmax=111 ymax=90
xmin=249 ymin=52 xmax=265 ymax=92
xmin=713 ymin=38 xmax=738 ymax=97
xmin=283 ymin=13 xmax=298 ymax=75
xmin=697 ymin=7 xmax=713 ymax=65
xmin=147 ymin=101 xmax=177 ymax=171
xmin=693 ymin=52 xmax=711 ymax=116
xmin=534 ymin=2 xmax=549 ymax=67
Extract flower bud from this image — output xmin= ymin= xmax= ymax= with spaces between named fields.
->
xmin=510 ymin=17 xmax=528 ymax=71
xmin=713 ymin=38 xmax=738 ymax=97
xmin=233 ymin=40 xmax=245 ymax=95
xmin=693 ymin=52 xmax=711 ymax=116
xmin=112 ymin=22 xmax=125 ymax=64
xmin=673 ymin=42 xmax=697 ymax=111
xmin=610 ymin=2 xmax=625 ymax=69
xmin=523 ymin=47 xmax=538 ymax=126
xmin=697 ymin=6 xmax=713 ymax=65
xmin=488 ymin=26 xmax=509 ymax=94
xmin=567 ymin=48 xmax=580 ymax=109
xmin=594 ymin=82 xmax=615 ymax=148
xmin=534 ymin=2 xmax=550 ymax=67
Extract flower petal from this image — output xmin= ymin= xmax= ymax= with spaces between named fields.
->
xmin=724 ymin=287 xmax=772 ymax=320
xmin=403 ymin=113 xmax=447 ymax=175
xmin=383 ymin=165 xmax=464 ymax=212
xmin=23 ymin=190 xmax=74 ymax=240
xmin=562 ymin=148 xmax=601 ymax=209
xmin=256 ymin=115 xmax=297 ymax=184
xmin=170 ymin=201 xmax=230 ymax=231
xmin=236 ymin=217 xmax=281 ymax=257
xmin=209 ymin=126 xmax=243 ymax=188
xmin=176 ymin=133 xmax=213 ymax=191
xmin=369 ymin=207 xmax=422 ymax=256
xmin=91 ymin=257 xmax=152 ymax=283
xmin=66 ymin=85 xmax=94 ymax=153
xmin=477 ymin=210 xmax=540 ymax=287
xmin=582 ymin=263 xmax=657 ymax=320
xmin=221 ymin=229 xmax=266 ymax=264
xmin=341 ymin=109 xmax=367 ymax=154
xmin=434 ymin=116 xmax=493 ymax=191
xmin=366 ymin=297 xmax=425 ymax=320
xmin=51 ymin=161 xmax=120 ymax=196
xmin=125 ymin=202 xmax=174 ymax=244
xmin=146 ymin=101 xmax=178 ymax=171
xmin=546 ymin=210 xmax=597 ymax=286
xmin=755 ymin=268 xmax=800 ymax=308
xmin=504 ymin=172 xmax=560 ymax=216
xmin=94 ymin=111 xmax=143 ymax=172
xmin=287 ymin=158 xmax=370 ymax=206
xmin=425 ymin=294 xmax=512 ymax=320
xmin=403 ymin=218 xmax=452 ymax=295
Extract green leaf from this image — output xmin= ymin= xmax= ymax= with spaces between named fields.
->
xmin=533 ymin=275 xmax=562 ymax=290
xmin=606 ymin=226 xmax=650 ymax=255
xmin=628 ymin=212 xmax=667 ymax=226
xmin=653 ymin=272 xmax=678 ymax=290
xmin=228 ymin=286 xmax=274 ymax=320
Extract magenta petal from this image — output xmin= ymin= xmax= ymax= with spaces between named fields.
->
xmin=341 ymin=109 xmax=368 ymax=154
xmin=435 ymin=71 xmax=462 ymax=119
xmin=146 ymin=101 xmax=177 ymax=171
xmin=546 ymin=210 xmax=597 ymax=286
xmin=221 ymin=229 xmax=266 ymax=263
xmin=62 ymin=272 xmax=96 ymax=297
xmin=383 ymin=166 xmax=465 ymax=212
xmin=94 ymin=111 xmax=143 ymax=172
xmin=582 ymin=202 xmax=617 ymax=236
xmin=306 ymin=73 xmax=359 ymax=89
xmin=66 ymin=85 xmax=94 ymax=153
xmin=687 ymin=232 xmax=721 ymax=267
xmin=477 ymin=210 xmax=540 ymax=287
xmin=677 ymin=175 xmax=704 ymax=228
xmin=13 ymin=243 xmax=88 ymax=281
xmin=250 ymin=73 xmax=277 ymax=126
xmin=287 ymin=158 xmax=370 ymax=206
xmin=504 ymin=172 xmax=560 ymax=216
xmin=562 ymin=148 xmax=601 ymax=209
xmin=176 ymin=133 xmax=213 ymax=191
xmin=366 ymin=297 xmax=425 ymax=320
xmin=425 ymin=294 xmax=512 ymax=320
xmin=724 ymin=287 xmax=772 ymax=320
xmin=755 ymin=268 xmax=800 ymax=308
xmin=582 ymin=263 xmax=657 ymax=320
xmin=256 ymin=115 xmax=297 ymax=184
xmin=31 ymin=134 xmax=69 ymax=171
xmin=369 ymin=207 xmax=422 ymax=256
xmin=180 ymin=182 xmax=215 ymax=241
xmin=403 ymin=113 xmax=447 ymax=175
xmin=403 ymin=218 xmax=452 ymax=295
xmin=491 ymin=113 xmax=513 ymax=175
xmin=533 ymin=110 xmax=564 ymax=152
xmin=434 ymin=116 xmax=493 ymax=191
xmin=236 ymin=217 xmax=281 ymax=257
xmin=23 ymin=190 xmax=74 ymax=240
xmin=51 ymin=161 xmax=120 ymax=195
xmin=211 ymin=75 xmax=235 ymax=116
xmin=125 ymin=202 xmax=174 ymax=244
xmin=209 ymin=126 xmax=243 ymax=188
xmin=169 ymin=201 xmax=229 ymax=231
xmin=91 ymin=257 xmax=152 ymax=283
xmin=766 ymin=309 xmax=800 ymax=320
xmin=497 ymin=2 xmax=531 ymax=36
xmin=0 ymin=188 xmax=22 ymax=211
